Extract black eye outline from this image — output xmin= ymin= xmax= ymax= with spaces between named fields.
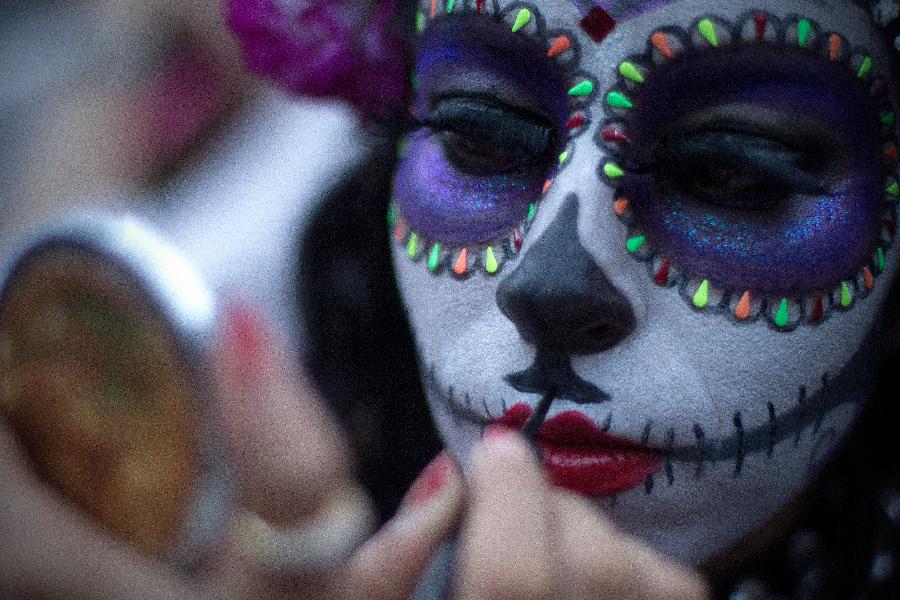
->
xmin=415 ymin=94 xmax=561 ymax=176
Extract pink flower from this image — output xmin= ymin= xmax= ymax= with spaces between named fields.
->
xmin=226 ymin=0 xmax=411 ymax=120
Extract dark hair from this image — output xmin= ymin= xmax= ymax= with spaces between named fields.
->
xmin=296 ymin=142 xmax=441 ymax=521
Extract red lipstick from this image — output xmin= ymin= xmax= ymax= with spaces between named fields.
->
xmin=493 ymin=403 xmax=663 ymax=497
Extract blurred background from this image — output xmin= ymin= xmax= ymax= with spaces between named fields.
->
xmin=0 ymin=0 xmax=440 ymax=525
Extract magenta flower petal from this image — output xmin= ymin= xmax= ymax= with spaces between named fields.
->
xmin=226 ymin=0 xmax=412 ymax=119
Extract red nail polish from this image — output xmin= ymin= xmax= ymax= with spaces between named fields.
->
xmin=405 ymin=453 xmax=452 ymax=507
xmin=223 ymin=304 xmax=271 ymax=379
xmin=483 ymin=424 xmax=514 ymax=441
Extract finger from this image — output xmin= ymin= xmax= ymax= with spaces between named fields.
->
xmin=554 ymin=491 xmax=710 ymax=600
xmin=0 ymin=421 xmax=205 ymax=600
xmin=455 ymin=428 xmax=559 ymax=600
xmin=213 ymin=303 xmax=356 ymax=525
xmin=345 ymin=452 xmax=464 ymax=600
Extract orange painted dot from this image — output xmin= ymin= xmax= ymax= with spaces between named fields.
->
xmin=547 ymin=36 xmax=572 ymax=57
xmin=829 ymin=34 xmax=842 ymax=61
xmin=613 ymin=198 xmax=630 ymax=216
xmin=651 ymin=32 xmax=674 ymax=59
xmin=864 ymin=266 xmax=875 ymax=290
xmin=542 ymin=180 xmax=553 ymax=194
xmin=735 ymin=291 xmax=752 ymax=320
xmin=393 ymin=220 xmax=407 ymax=243
xmin=886 ymin=145 xmax=898 ymax=161
xmin=430 ymin=0 xmax=437 ymax=17
xmin=453 ymin=248 xmax=468 ymax=275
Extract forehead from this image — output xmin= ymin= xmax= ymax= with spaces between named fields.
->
xmin=417 ymin=0 xmax=878 ymax=45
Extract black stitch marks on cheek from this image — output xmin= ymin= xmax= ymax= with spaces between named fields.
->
xmin=693 ymin=423 xmax=706 ymax=480
xmin=767 ymin=401 xmax=777 ymax=458
xmin=733 ymin=412 xmax=745 ymax=477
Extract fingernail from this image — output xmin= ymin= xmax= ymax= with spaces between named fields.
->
xmin=404 ymin=452 xmax=452 ymax=508
xmin=223 ymin=304 xmax=273 ymax=381
xmin=483 ymin=424 xmax=514 ymax=441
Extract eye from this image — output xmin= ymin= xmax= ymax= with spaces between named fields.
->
xmin=610 ymin=38 xmax=889 ymax=297
xmin=390 ymin=11 xmax=573 ymax=255
xmin=422 ymin=96 xmax=558 ymax=175
xmin=640 ymin=107 xmax=841 ymax=211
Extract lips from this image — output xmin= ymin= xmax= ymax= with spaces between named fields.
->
xmin=493 ymin=403 xmax=663 ymax=497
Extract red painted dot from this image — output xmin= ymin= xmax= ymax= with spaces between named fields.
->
xmin=810 ymin=296 xmax=824 ymax=323
xmin=566 ymin=113 xmax=586 ymax=129
xmin=476 ymin=0 xmax=485 ymax=13
xmin=753 ymin=12 xmax=768 ymax=41
xmin=885 ymin=219 xmax=896 ymax=238
xmin=602 ymin=126 xmax=629 ymax=144
xmin=886 ymin=145 xmax=898 ymax=161
xmin=872 ymin=80 xmax=888 ymax=99
xmin=580 ymin=7 xmax=616 ymax=43
xmin=513 ymin=228 xmax=523 ymax=250
xmin=653 ymin=259 xmax=670 ymax=286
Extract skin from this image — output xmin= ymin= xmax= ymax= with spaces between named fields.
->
xmin=393 ymin=0 xmax=899 ymax=566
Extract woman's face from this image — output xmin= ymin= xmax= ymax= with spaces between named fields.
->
xmin=390 ymin=0 xmax=899 ymax=563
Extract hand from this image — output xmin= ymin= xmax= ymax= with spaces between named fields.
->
xmin=0 ymin=304 xmax=465 ymax=600
xmin=454 ymin=428 xmax=710 ymax=600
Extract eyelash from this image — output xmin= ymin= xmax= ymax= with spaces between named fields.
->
xmin=600 ymin=12 xmax=898 ymax=331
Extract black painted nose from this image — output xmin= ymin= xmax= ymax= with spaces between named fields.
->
xmin=496 ymin=196 xmax=636 ymax=355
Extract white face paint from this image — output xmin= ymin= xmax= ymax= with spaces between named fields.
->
xmin=390 ymin=0 xmax=900 ymax=563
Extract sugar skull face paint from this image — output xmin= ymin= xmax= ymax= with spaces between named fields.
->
xmin=391 ymin=0 xmax=900 ymax=564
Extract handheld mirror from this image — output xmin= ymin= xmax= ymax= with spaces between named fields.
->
xmin=0 ymin=215 xmax=231 ymax=569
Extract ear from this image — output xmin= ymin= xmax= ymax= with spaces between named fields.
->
xmin=295 ymin=142 xmax=442 ymax=521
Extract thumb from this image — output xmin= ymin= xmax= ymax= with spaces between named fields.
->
xmin=345 ymin=452 xmax=464 ymax=600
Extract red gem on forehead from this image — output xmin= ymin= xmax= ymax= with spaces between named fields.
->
xmin=580 ymin=7 xmax=616 ymax=43
xmin=753 ymin=12 xmax=767 ymax=41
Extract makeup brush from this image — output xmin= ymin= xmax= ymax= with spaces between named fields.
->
xmin=520 ymin=386 xmax=556 ymax=458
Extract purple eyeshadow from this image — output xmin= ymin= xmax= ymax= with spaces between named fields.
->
xmin=625 ymin=45 xmax=883 ymax=294
xmin=394 ymin=130 xmax=542 ymax=245
xmin=415 ymin=15 xmax=569 ymax=127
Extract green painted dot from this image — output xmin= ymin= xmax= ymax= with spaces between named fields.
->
xmin=416 ymin=11 xmax=426 ymax=32
xmin=512 ymin=8 xmax=532 ymax=32
xmin=428 ymin=243 xmax=441 ymax=271
xmin=604 ymin=162 xmax=625 ymax=178
xmin=887 ymin=181 xmax=899 ymax=197
xmin=446 ymin=0 xmax=455 ymax=12
xmin=558 ymin=150 xmax=569 ymax=164
xmin=410 ymin=71 xmax=418 ymax=91
xmin=878 ymin=247 xmax=887 ymax=272
xmin=396 ymin=139 xmax=407 ymax=157
xmin=775 ymin=298 xmax=790 ymax=328
xmin=407 ymin=232 xmax=419 ymax=259
xmin=485 ymin=247 xmax=499 ymax=273
xmin=619 ymin=61 xmax=645 ymax=83
xmin=797 ymin=19 xmax=811 ymax=46
xmin=883 ymin=112 xmax=896 ymax=126
xmin=626 ymin=235 xmax=646 ymax=254
xmin=567 ymin=80 xmax=595 ymax=96
xmin=606 ymin=91 xmax=634 ymax=109
xmin=693 ymin=280 xmax=710 ymax=309
xmin=698 ymin=19 xmax=718 ymax=47
xmin=857 ymin=56 xmax=873 ymax=79
xmin=527 ymin=203 xmax=536 ymax=221
xmin=387 ymin=204 xmax=397 ymax=227
xmin=841 ymin=281 xmax=853 ymax=307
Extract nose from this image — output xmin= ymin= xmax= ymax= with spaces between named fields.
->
xmin=496 ymin=196 xmax=636 ymax=355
